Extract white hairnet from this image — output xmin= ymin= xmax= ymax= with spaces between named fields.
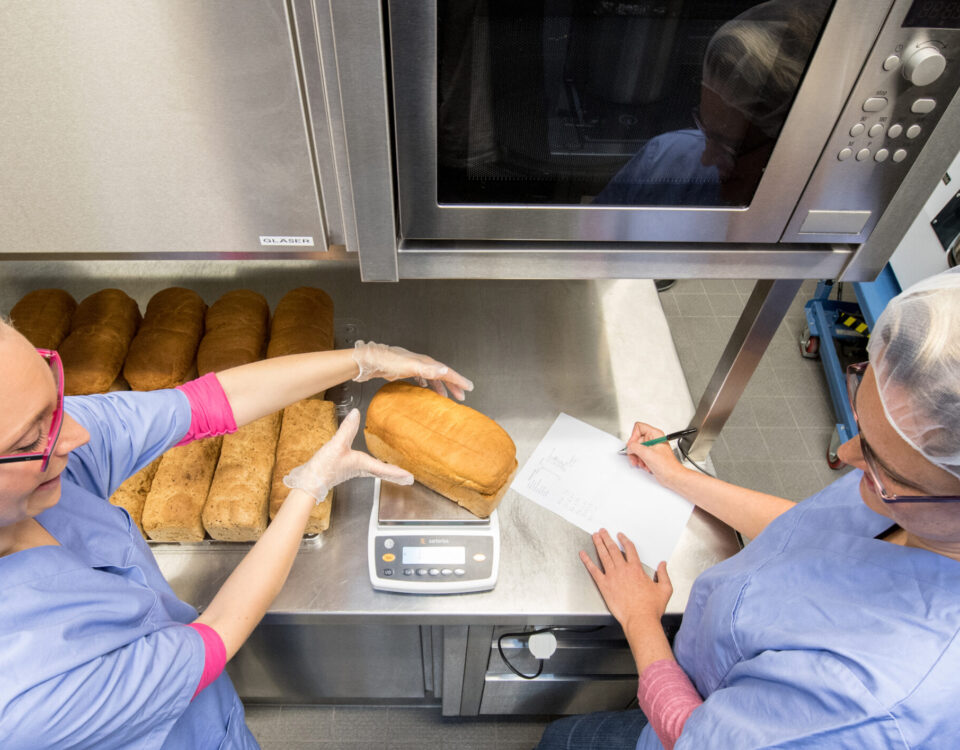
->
xmin=867 ymin=267 xmax=960 ymax=480
xmin=703 ymin=0 xmax=830 ymax=138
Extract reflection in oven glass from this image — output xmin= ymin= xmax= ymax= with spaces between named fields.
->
xmin=437 ymin=0 xmax=832 ymax=208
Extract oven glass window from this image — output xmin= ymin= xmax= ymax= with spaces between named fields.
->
xmin=437 ymin=0 xmax=832 ymax=208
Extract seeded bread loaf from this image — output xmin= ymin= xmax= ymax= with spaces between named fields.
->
xmin=9 ymin=289 xmax=77 ymax=350
xmin=123 ymin=287 xmax=206 ymax=390
xmin=364 ymin=382 xmax=517 ymax=518
xmin=60 ymin=289 xmax=141 ymax=395
xmin=203 ymin=412 xmax=283 ymax=541
xmin=142 ymin=437 xmax=223 ymax=542
xmin=197 ymin=290 xmax=269 ymax=375
xmin=108 ymin=458 xmax=162 ymax=536
xmin=266 ymin=287 xmax=335 ymax=359
xmin=269 ymin=399 xmax=338 ymax=534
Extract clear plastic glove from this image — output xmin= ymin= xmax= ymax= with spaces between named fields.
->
xmin=351 ymin=340 xmax=474 ymax=401
xmin=283 ymin=408 xmax=413 ymax=503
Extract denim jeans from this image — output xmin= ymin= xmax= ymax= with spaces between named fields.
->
xmin=535 ymin=709 xmax=649 ymax=750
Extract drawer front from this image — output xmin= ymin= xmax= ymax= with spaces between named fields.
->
xmin=479 ymin=674 xmax=637 ymax=715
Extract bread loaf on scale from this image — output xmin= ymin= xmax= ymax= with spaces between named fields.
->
xmin=364 ymin=382 xmax=517 ymax=518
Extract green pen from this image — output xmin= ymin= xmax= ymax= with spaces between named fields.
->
xmin=618 ymin=427 xmax=697 ymax=454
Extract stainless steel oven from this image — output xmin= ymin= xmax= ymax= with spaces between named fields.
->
xmin=319 ymin=0 xmax=960 ymax=281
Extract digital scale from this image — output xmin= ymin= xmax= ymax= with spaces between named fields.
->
xmin=368 ymin=478 xmax=499 ymax=594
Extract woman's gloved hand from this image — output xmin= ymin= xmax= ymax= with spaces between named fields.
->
xmin=283 ymin=408 xmax=413 ymax=503
xmin=625 ymin=421 xmax=687 ymax=487
xmin=351 ymin=340 xmax=474 ymax=401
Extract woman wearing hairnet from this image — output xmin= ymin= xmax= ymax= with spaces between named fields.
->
xmin=537 ymin=268 xmax=960 ymax=750
xmin=0 ymin=332 xmax=471 ymax=748
xmin=595 ymin=0 xmax=830 ymax=208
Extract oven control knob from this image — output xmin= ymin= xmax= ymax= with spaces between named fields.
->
xmin=902 ymin=47 xmax=946 ymax=87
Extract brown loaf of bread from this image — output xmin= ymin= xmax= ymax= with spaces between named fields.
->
xmin=203 ymin=412 xmax=283 ymax=541
xmin=197 ymin=290 xmax=269 ymax=375
xmin=9 ymin=289 xmax=77 ymax=350
xmin=123 ymin=287 xmax=206 ymax=390
xmin=266 ymin=287 xmax=334 ymax=359
xmin=142 ymin=437 xmax=222 ymax=541
xmin=108 ymin=458 xmax=162 ymax=536
xmin=269 ymin=399 xmax=338 ymax=534
xmin=60 ymin=289 xmax=141 ymax=395
xmin=364 ymin=382 xmax=517 ymax=518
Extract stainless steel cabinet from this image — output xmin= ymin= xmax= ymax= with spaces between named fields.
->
xmin=0 ymin=1 xmax=329 ymax=257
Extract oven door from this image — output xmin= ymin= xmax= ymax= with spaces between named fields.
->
xmin=388 ymin=0 xmax=880 ymax=244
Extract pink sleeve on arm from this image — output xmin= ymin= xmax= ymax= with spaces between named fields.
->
xmin=185 ymin=623 xmax=227 ymax=700
xmin=174 ymin=373 xmax=238 ymax=446
xmin=637 ymin=659 xmax=703 ymax=750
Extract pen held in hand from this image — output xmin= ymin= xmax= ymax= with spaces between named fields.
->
xmin=618 ymin=427 xmax=697 ymax=454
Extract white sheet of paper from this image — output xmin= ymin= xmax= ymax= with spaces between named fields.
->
xmin=512 ymin=413 xmax=695 ymax=567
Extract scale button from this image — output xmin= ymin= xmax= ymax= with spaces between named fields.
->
xmin=383 ymin=538 xmax=395 ymax=550
xmin=454 ymin=569 xmax=466 ymax=576
xmin=473 ymin=553 xmax=487 ymax=562
xmin=429 ymin=568 xmax=440 ymax=576
xmin=382 ymin=568 xmax=394 ymax=577
xmin=441 ymin=568 xmax=453 ymax=576
xmin=416 ymin=569 xmax=428 ymax=576
xmin=381 ymin=553 xmax=396 ymax=562
xmin=403 ymin=569 xmax=413 ymax=576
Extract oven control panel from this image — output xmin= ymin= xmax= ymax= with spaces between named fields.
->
xmin=786 ymin=1 xmax=960 ymax=242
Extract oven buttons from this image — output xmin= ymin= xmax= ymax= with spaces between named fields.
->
xmin=883 ymin=54 xmax=901 ymax=72
xmin=863 ymin=97 xmax=887 ymax=112
xmin=893 ymin=149 xmax=908 ymax=163
xmin=868 ymin=123 xmax=884 ymax=138
xmin=888 ymin=123 xmax=903 ymax=138
xmin=856 ymin=148 xmax=871 ymax=161
xmin=906 ymin=125 xmax=922 ymax=139
xmin=838 ymin=148 xmax=853 ymax=161
xmin=850 ymin=123 xmax=865 ymax=137
xmin=875 ymin=149 xmax=890 ymax=162
xmin=911 ymin=98 xmax=936 ymax=114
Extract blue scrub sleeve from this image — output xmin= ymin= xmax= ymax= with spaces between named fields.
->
xmin=673 ymin=650 xmax=907 ymax=749
xmin=64 ymin=389 xmax=192 ymax=499
xmin=3 ymin=624 xmax=205 ymax=750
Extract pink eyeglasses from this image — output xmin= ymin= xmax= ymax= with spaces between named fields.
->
xmin=0 ymin=349 xmax=64 ymax=472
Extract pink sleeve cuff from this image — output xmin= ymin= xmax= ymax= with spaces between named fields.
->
xmin=637 ymin=659 xmax=703 ymax=750
xmin=174 ymin=373 xmax=238 ymax=446
xmin=186 ymin=623 xmax=227 ymax=700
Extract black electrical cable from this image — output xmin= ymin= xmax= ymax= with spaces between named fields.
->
xmin=497 ymin=626 xmax=605 ymax=680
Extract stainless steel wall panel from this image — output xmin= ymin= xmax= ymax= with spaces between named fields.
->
xmin=0 ymin=1 xmax=326 ymax=256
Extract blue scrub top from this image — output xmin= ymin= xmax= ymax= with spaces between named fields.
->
xmin=593 ymin=130 xmax=720 ymax=207
xmin=0 ymin=390 xmax=259 ymax=749
xmin=637 ymin=470 xmax=960 ymax=749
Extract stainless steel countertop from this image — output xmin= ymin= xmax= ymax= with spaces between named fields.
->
xmin=2 ymin=261 xmax=741 ymax=624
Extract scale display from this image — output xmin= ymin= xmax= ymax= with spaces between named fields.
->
xmin=368 ymin=479 xmax=499 ymax=594
xmin=402 ymin=546 xmax=466 ymax=565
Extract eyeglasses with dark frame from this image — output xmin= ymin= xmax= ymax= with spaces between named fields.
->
xmin=846 ymin=361 xmax=960 ymax=504
xmin=0 ymin=348 xmax=64 ymax=472
xmin=691 ymin=105 xmax=746 ymax=161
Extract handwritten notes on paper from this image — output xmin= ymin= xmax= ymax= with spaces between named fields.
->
xmin=512 ymin=413 xmax=695 ymax=567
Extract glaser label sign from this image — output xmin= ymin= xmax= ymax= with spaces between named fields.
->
xmin=259 ymin=236 xmax=315 ymax=246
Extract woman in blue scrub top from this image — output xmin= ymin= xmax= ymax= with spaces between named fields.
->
xmin=538 ymin=269 xmax=960 ymax=750
xmin=0 ymin=330 xmax=472 ymax=750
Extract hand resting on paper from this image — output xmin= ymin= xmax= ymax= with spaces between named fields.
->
xmin=580 ymin=528 xmax=675 ymax=672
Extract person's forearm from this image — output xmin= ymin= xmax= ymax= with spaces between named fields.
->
xmin=662 ymin=465 xmax=795 ymax=539
xmin=216 ymin=349 xmax=358 ymax=427
xmin=194 ymin=488 xmax=316 ymax=660
xmin=624 ymin=617 xmax=675 ymax=674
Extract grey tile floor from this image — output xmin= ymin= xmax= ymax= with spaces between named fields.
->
xmin=242 ymin=278 xmax=852 ymax=749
